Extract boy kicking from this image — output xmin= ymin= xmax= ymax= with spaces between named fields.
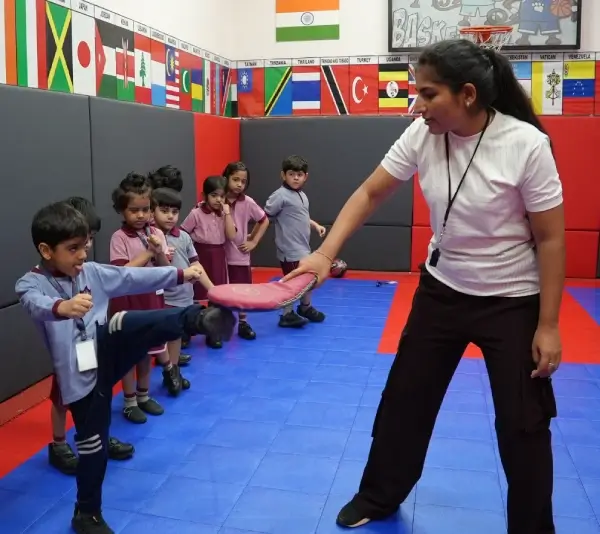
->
xmin=16 ymin=201 xmax=235 ymax=534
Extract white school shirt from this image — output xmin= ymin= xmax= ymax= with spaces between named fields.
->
xmin=382 ymin=111 xmax=563 ymax=297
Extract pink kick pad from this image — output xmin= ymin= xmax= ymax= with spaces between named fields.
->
xmin=207 ymin=273 xmax=318 ymax=311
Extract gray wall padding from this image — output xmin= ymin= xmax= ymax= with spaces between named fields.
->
xmin=251 ymin=225 xmax=412 ymax=272
xmin=240 ymin=116 xmax=414 ymax=226
xmin=0 ymin=304 xmax=52 ymax=403
xmin=241 ymin=116 xmax=414 ymax=270
xmin=89 ymin=99 xmax=197 ymax=263
xmin=0 ymin=85 xmax=93 ymax=306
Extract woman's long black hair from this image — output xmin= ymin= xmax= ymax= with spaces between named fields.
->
xmin=418 ymin=39 xmax=549 ymax=137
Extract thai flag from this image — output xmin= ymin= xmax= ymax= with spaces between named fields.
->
xmin=292 ymin=66 xmax=321 ymax=115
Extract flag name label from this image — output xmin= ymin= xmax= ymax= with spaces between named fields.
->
xmin=565 ymin=53 xmax=592 ymax=60
xmin=322 ymin=57 xmax=350 ymax=65
xmin=135 ymin=23 xmax=149 ymax=36
xmin=151 ymin=30 xmax=165 ymax=42
xmin=75 ymin=1 xmax=92 ymax=14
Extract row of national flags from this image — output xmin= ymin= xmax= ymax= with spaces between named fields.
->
xmin=237 ymin=56 xmax=417 ymax=117
xmin=3 ymin=3 xmax=600 ymax=120
xmin=0 ymin=0 xmax=237 ymax=116
xmin=507 ymin=52 xmax=600 ymax=116
xmin=239 ymin=52 xmax=600 ymax=118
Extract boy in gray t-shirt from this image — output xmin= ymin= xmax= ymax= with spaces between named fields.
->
xmin=152 ymin=188 xmax=216 ymax=395
xmin=264 ymin=155 xmax=327 ymax=328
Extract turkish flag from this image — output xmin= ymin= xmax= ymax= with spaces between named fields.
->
xmin=348 ymin=64 xmax=379 ymax=115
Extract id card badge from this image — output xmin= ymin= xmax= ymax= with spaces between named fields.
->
xmin=76 ymin=339 xmax=98 ymax=372
xmin=156 ymin=289 xmax=165 ymax=295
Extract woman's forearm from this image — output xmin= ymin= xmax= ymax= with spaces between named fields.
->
xmin=536 ymin=238 xmax=565 ymax=327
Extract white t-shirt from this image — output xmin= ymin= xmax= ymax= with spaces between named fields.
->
xmin=382 ymin=111 xmax=563 ymax=297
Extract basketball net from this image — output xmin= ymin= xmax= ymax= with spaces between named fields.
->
xmin=459 ymin=25 xmax=513 ymax=51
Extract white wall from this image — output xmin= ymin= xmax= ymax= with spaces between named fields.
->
xmin=89 ymin=0 xmax=236 ymax=59
xmin=230 ymin=0 xmax=600 ymax=60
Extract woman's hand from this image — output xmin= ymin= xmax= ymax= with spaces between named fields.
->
xmin=531 ymin=324 xmax=562 ymax=378
xmin=281 ymin=251 xmax=332 ymax=287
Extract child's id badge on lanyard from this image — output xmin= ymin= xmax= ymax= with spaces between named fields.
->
xmin=76 ymin=338 xmax=98 ymax=372
xmin=39 ymin=267 xmax=98 ymax=373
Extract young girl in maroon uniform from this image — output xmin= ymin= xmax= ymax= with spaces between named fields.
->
xmin=223 ymin=162 xmax=269 ymax=340
xmin=180 ymin=176 xmax=237 ymax=348
xmin=109 ymin=173 xmax=182 ymax=424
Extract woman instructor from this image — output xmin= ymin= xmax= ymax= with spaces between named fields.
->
xmin=283 ymin=39 xmax=564 ymax=534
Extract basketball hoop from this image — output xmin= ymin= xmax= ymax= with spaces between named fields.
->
xmin=459 ymin=25 xmax=513 ymax=51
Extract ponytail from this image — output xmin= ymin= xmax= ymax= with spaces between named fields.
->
xmin=484 ymin=49 xmax=549 ymax=137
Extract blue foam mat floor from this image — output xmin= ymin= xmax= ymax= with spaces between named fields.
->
xmin=1 ymin=279 xmax=600 ymax=533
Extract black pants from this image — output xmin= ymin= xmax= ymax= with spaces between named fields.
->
xmin=68 ymin=305 xmax=202 ymax=515
xmin=354 ymin=268 xmax=557 ymax=534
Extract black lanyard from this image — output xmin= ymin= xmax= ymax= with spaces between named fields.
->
xmin=40 ymin=268 xmax=88 ymax=340
xmin=429 ymin=112 xmax=491 ymax=268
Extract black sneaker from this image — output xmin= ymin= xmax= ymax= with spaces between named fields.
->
xmin=336 ymin=500 xmax=372 ymax=528
xmin=48 ymin=442 xmax=78 ymax=475
xmin=184 ymin=304 xmax=236 ymax=341
xmin=181 ymin=375 xmax=191 ymax=390
xmin=138 ymin=397 xmax=164 ymax=416
xmin=162 ymin=365 xmax=182 ymax=397
xmin=297 ymin=304 xmax=326 ymax=323
xmin=206 ymin=336 xmax=223 ymax=349
xmin=179 ymin=353 xmax=192 ymax=366
xmin=107 ymin=437 xmax=134 ymax=460
xmin=238 ymin=321 xmax=256 ymax=340
xmin=278 ymin=310 xmax=308 ymax=328
xmin=72 ymin=506 xmax=114 ymax=534
xmin=123 ymin=405 xmax=147 ymax=424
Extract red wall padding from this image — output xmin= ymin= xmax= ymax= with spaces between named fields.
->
xmin=541 ymin=117 xmax=600 ymax=231
xmin=410 ymin=117 xmax=600 ymax=278
xmin=411 ymin=226 xmax=433 ymax=272
xmin=565 ymin=231 xmax=599 ymax=279
xmin=193 ymin=115 xmax=240 ymax=202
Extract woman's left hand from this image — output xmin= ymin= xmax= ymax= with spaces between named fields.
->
xmin=531 ymin=324 xmax=562 ymax=378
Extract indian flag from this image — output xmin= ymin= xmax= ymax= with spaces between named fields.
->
xmin=276 ymin=0 xmax=340 ymax=42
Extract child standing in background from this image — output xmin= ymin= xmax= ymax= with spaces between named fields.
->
xmin=148 ymin=164 xmax=194 ymax=358
xmin=265 ymin=155 xmax=327 ymax=328
xmin=152 ymin=187 xmax=216 ymax=395
xmin=48 ymin=197 xmax=134 ymax=475
xmin=223 ymin=162 xmax=269 ymax=340
xmin=109 ymin=173 xmax=181 ymax=424
xmin=181 ymin=176 xmax=237 ymax=348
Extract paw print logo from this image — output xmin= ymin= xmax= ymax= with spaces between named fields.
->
xmin=532 ymin=1 xmax=544 ymax=13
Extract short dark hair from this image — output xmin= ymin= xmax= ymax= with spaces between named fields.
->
xmin=31 ymin=202 xmax=89 ymax=250
xmin=418 ymin=39 xmax=548 ymax=136
xmin=152 ymin=187 xmax=182 ymax=210
xmin=149 ymin=165 xmax=183 ymax=192
xmin=64 ymin=196 xmax=101 ymax=233
xmin=282 ymin=155 xmax=308 ymax=174
xmin=112 ymin=172 xmax=151 ymax=213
